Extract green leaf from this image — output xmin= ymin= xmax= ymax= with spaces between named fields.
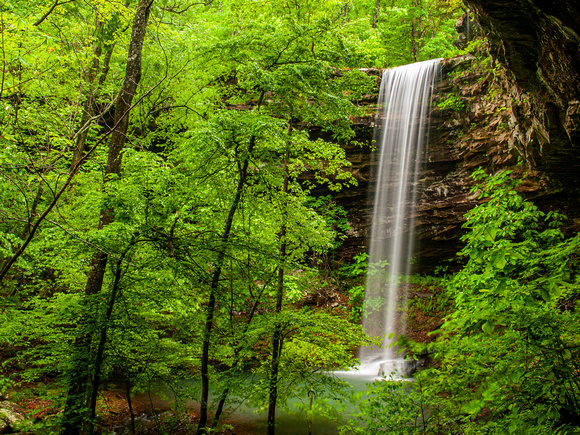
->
xmin=461 ymin=400 xmax=482 ymax=415
xmin=482 ymin=320 xmax=494 ymax=335
xmin=510 ymin=368 xmax=525 ymax=384
xmin=484 ymin=226 xmax=496 ymax=242
xmin=483 ymin=382 xmax=500 ymax=400
xmin=550 ymin=285 xmax=562 ymax=299
xmin=508 ymin=419 xmax=522 ymax=433
xmin=539 ymin=288 xmax=551 ymax=302
xmin=485 ymin=261 xmax=493 ymax=274
xmin=495 ymin=250 xmax=507 ymax=269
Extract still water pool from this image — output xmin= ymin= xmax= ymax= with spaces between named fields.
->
xmin=108 ymin=368 xmax=394 ymax=434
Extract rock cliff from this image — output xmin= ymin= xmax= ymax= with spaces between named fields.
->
xmin=466 ymin=0 xmax=580 ymax=185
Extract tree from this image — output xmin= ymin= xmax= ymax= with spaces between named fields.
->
xmin=336 ymin=0 xmax=462 ymax=68
xmin=60 ymin=1 xmax=154 ymax=433
xmin=177 ymin=2 xmax=372 ymax=432
xmin=372 ymin=0 xmax=381 ymax=28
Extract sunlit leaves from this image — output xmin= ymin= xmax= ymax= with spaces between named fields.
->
xmin=335 ymin=0 xmax=462 ymax=68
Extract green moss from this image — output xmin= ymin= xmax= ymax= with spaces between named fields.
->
xmin=437 ymin=93 xmax=465 ymax=112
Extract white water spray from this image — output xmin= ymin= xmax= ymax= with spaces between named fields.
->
xmin=359 ymin=59 xmax=441 ymax=378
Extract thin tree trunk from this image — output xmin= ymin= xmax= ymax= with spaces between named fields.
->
xmin=342 ymin=2 xmax=350 ymax=23
xmin=307 ymin=388 xmax=314 ymax=435
xmin=266 ymin=140 xmax=290 ymax=435
xmin=211 ymin=279 xmax=272 ymax=428
xmin=71 ymin=32 xmax=115 ymax=169
xmin=196 ymin=136 xmax=258 ymax=435
xmin=372 ymin=0 xmax=381 ymax=29
xmin=411 ymin=22 xmax=417 ymax=62
xmin=266 ymin=251 xmax=286 ymax=435
xmin=86 ymin=263 xmax=122 ymax=433
xmin=71 ymin=18 xmax=104 ymax=169
xmin=21 ymin=184 xmax=44 ymax=239
xmin=87 ymin=242 xmax=132 ymax=433
xmin=196 ymin=91 xmax=265 ymax=435
xmin=60 ymin=2 xmax=153 ymax=433
xmin=126 ymin=378 xmax=136 ymax=435
xmin=411 ymin=0 xmax=420 ymax=62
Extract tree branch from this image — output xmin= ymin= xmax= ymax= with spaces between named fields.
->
xmin=161 ymin=1 xmax=211 ymax=14
xmin=33 ymin=0 xmax=76 ymax=27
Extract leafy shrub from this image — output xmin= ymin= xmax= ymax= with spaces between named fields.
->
xmin=339 ymin=377 xmax=432 ymax=434
xmin=421 ymin=169 xmax=580 ymax=434
xmin=436 ymin=93 xmax=465 ymax=112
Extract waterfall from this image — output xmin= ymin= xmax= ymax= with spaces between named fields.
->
xmin=360 ymin=59 xmax=441 ymax=377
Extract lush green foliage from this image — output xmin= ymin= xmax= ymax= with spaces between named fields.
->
xmin=424 ymin=169 xmax=580 ymax=434
xmin=3 ymin=1 xmax=577 ymax=432
xmin=339 ymin=0 xmax=462 ymax=67
xmin=339 ymin=377 xmax=431 ymax=434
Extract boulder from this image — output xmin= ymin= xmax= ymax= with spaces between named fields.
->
xmin=0 ymin=401 xmax=25 ymax=434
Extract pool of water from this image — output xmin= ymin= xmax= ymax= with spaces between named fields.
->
xmin=107 ymin=367 xmax=405 ymax=434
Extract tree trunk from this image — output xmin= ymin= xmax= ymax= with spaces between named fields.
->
xmin=87 ymin=243 xmax=132 ymax=434
xmin=196 ymin=135 xmax=258 ymax=435
xmin=307 ymin=388 xmax=314 ymax=435
xmin=266 ymin=141 xmax=290 ymax=435
xmin=342 ymin=2 xmax=350 ymax=23
xmin=71 ymin=18 xmax=104 ymax=169
xmin=211 ymin=279 xmax=271 ymax=428
xmin=126 ymin=377 xmax=136 ymax=435
xmin=60 ymin=2 xmax=153 ymax=433
xmin=372 ymin=0 xmax=381 ymax=29
xmin=411 ymin=22 xmax=417 ymax=62
xmin=410 ymin=0 xmax=420 ymax=62
xmin=266 ymin=251 xmax=286 ymax=435
xmin=71 ymin=27 xmax=116 ymax=169
xmin=21 ymin=184 xmax=44 ymax=239
xmin=196 ymin=91 xmax=265 ymax=434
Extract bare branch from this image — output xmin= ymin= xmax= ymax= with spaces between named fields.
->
xmin=161 ymin=1 xmax=210 ymax=14
xmin=33 ymin=0 xmax=77 ymax=27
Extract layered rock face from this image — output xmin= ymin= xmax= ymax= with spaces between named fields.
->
xmin=330 ymin=1 xmax=580 ymax=271
xmin=328 ymin=59 xmax=483 ymax=272
xmin=466 ymin=0 xmax=580 ymax=186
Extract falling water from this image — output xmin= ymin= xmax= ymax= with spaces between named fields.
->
xmin=359 ymin=59 xmax=441 ymax=377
